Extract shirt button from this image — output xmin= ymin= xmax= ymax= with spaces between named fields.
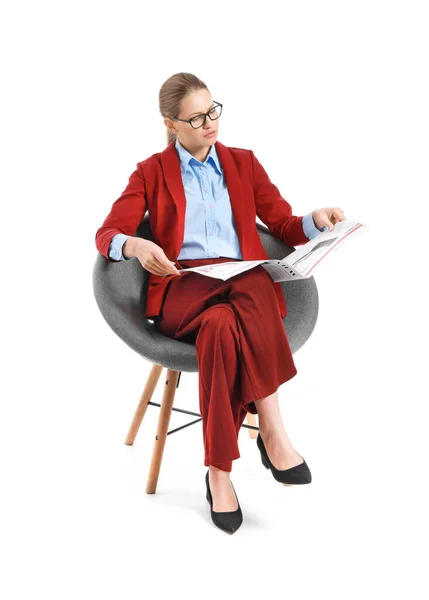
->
xmin=204 ymin=189 xmax=208 ymax=192
xmin=209 ymin=204 xmax=213 ymax=208
xmin=209 ymin=232 xmax=213 ymax=235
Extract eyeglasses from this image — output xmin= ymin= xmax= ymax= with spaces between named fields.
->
xmin=172 ymin=101 xmax=223 ymax=129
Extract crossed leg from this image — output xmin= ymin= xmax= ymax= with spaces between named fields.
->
xmin=155 ymin=262 xmax=298 ymax=471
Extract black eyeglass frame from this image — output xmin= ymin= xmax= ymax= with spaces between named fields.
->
xmin=171 ymin=101 xmax=223 ymax=129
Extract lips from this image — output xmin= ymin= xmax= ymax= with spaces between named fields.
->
xmin=204 ymin=131 xmax=216 ymax=138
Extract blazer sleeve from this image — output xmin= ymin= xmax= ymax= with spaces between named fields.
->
xmin=95 ymin=164 xmax=148 ymax=262
xmin=249 ymin=150 xmax=309 ymax=247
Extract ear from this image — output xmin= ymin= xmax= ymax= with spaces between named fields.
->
xmin=164 ymin=117 xmax=176 ymax=133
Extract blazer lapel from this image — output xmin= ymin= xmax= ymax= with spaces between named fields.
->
xmin=160 ymin=142 xmax=187 ymax=259
xmin=160 ymin=140 xmax=250 ymax=260
xmin=215 ymin=141 xmax=249 ymax=256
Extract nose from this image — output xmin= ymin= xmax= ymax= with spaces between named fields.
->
xmin=203 ymin=115 xmax=214 ymax=129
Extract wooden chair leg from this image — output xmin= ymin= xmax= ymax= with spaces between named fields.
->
xmin=246 ymin=413 xmax=259 ymax=439
xmin=146 ymin=369 xmax=180 ymax=494
xmin=124 ymin=363 xmax=164 ymax=446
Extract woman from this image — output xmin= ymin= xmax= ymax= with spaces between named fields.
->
xmin=95 ymin=72 xmax=346 ymax=534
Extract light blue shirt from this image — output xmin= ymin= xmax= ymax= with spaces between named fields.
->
xmin=108 ymin=138 xmax=325 ymax=261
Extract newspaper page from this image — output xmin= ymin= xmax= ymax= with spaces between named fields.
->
xmin=177 ymin=219 xmax=366 ymax=282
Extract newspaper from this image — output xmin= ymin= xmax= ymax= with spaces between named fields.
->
xmin=177 ymin=219 xmax=366 ymax=282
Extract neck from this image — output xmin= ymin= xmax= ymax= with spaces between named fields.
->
xmin=178 ymin=139 xmax=213 ymax=163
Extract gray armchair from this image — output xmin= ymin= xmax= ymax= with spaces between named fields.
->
xmin=92 ymin=215 xmax=319 ymax=493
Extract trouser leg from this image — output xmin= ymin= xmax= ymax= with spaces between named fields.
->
xmin=154 ymin=259 xmax=297 ymax=471
xmin=195 ymin=304 xmax=243 ymax=472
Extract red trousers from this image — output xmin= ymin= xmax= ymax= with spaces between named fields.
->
xmin=153 ymin=257 xmax=298 ymax=472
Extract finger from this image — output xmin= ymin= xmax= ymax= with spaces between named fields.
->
xmin=321 ymin=219 xmax=334 ymax=231
xmin=150 ymin=266 xmax=169 ymax=276
xmin=332 ymin=208 xmax=346 ymax=221
xmin=148 ymin=258 xmax=171 ymax=276
xmin=168 ymin=261 xmax=181 ymax=275
xmin=163 ymin=257 xmax=179 ymax=273
xmin=168 ymin=260 xmax=180 ymax=273
xmin=316 ymin=209 xmax=332 ymax=231
xmin=153 ymin=255 xmax=176 ymax=274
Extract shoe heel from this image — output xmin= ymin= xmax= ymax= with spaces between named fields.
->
xmin=261 ymin=453 xmax=270 ymax=470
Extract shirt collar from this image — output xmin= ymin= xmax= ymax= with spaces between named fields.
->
xmin=175 ymin=137 xmax=222 ymax=176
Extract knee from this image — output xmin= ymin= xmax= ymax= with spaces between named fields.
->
xmin=197 ymin=305 xmax=241 ymax=353
xmin=201 ymin=304 xmax=238 ymax=331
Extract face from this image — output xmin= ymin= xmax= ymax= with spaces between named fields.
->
xmin=164 ymin=88 xmax=219 ymax=152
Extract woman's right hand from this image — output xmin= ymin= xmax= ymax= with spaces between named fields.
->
xmin=126 ymin=238 xmax=180 ymax=276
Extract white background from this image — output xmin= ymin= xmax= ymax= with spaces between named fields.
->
xmin=1 ymin=1 xmax=428 ymax=598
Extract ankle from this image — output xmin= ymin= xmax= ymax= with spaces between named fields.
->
xmin=209 ymin=466 xmax=231 ymax=478
xmin=259 ymin=423 xmax=285 ymax=438
xmin=260 ymin=426 xmax=296 ymax=451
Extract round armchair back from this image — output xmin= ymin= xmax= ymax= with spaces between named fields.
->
xmin=92 ymin=215 xmax=319 ymax=372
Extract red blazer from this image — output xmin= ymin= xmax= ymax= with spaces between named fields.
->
xmin=95 ymin=140 xmax=310 ymax=319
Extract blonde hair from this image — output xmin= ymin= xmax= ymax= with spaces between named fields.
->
xmin=159 ymin=72 xmax=209 ymax=146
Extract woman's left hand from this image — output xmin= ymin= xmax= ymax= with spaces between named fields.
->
xmin=312 ymin=207 xmax=346 ymax=231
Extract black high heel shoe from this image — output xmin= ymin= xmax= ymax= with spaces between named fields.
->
xmin=257 ymin=432 xmax=312 ymax=486
xmin=205 ymin=470 xmax=243 ymax=534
